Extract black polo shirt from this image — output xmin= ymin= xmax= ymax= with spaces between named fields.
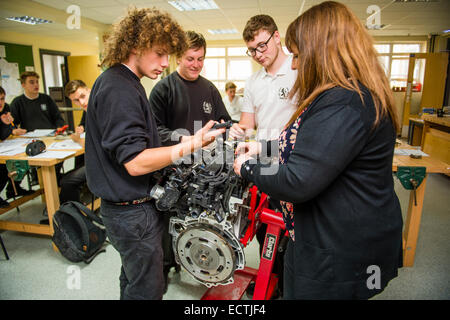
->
xmin=149 ymin=71 xmax=230 ymax=145
xmin=85 ymin=64 xmax=161 ymax=202
xmin=10 ymin=93 xmax=65 ymax=131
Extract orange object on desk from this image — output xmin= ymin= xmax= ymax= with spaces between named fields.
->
xmin=55 ymin=125 xmax=69 ymax=136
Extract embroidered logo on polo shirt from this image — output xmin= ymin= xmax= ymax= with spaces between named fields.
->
xmin=278 ymin=87 xmax=289 ymax=100
xmin=203 ymin=101 xmax=212 ymax=114
xmin=40 ymin=104 xmax=48 ymax=111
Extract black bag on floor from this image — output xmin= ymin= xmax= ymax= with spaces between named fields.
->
xmin=52 ymin=201 xmax=107 ymax=264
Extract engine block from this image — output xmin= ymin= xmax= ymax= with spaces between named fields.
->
xmin=150 ymin=140 xmax=253 ymax=287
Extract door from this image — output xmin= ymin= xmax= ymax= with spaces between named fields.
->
xmin=39 ymin=49 xmax=74 ymax=131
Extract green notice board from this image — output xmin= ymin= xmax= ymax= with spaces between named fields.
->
xmin=0 ymin=42 xmax=34 ymax=97
xmin=0 ymin=42 xmax=34 ymax=74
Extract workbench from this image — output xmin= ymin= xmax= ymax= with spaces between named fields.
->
xmin=393 ymin=141 xmax=450 ymax=267
xmin=0 ymin=136 xmax=85 ymax=237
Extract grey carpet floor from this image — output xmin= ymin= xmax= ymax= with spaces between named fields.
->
xmin=0 ymin=173 xmax=449 ymax=300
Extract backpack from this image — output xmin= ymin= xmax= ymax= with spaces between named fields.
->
xmin=52 ymin=201 xmax=107 ymax=264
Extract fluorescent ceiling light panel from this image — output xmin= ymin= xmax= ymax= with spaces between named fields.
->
xmin=6 ymin=16 xmax=52 ymax=25
xmin=208 ymin=29 xmax=238 ymax=35
xmin=168 ymin=0 xmax=219 ymax=11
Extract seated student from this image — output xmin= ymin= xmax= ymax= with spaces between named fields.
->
xmin=64 ymin=79 xmax=89 ymax=169
xmin=10 ymin=71 xmax=65 ymax=132
xmin=10 ymin=71 xmax=66 ymax=184
xmin=64 ymin=79 xmax=88 ymax=135
xmin=58 ymin=80 xmax=91 ymax=204
xmin=0 ymin=86 xmax=32 ymax=207
xmin=223 ymin=81 xmax=243 ymax=122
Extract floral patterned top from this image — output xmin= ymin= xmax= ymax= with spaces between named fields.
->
xmin=278 ymin=107 xmax=308 ymax=241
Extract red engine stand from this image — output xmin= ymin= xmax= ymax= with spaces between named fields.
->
xmin=201 ymin=187 xmax=285 ymax=300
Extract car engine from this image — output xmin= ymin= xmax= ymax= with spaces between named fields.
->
xmin=149 ymin=139 xmax=253 ymax=287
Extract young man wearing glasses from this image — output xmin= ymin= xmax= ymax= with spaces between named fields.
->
xmin=229 ymin=14 xmax=297 ymax=299
xmin=229 ymin=14 xmax=297 ymax=142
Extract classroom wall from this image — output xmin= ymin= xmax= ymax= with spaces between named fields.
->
xmin=67 ymin=55 xmax=101 ymax=88
xmin=207 ymin=36 xmax=434 ymax=119
xmin=2 ymin=25 xmax=439 ymax=124
xmin=0 ymin=30 xmax=100 ymax=103
xmin=66 ymin=55 xmax=101 ymax=127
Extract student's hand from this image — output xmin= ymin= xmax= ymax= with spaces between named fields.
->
xmin=1 ymin=112 xmax=14 ymax=125
xmin=0 ymin=113 xmax=10 ymax=125
xmin=180 ymin=135 xmax=192 ymax=143
xmin=70 ymin=132 xmax=82 ymax=144
xmin=229 ymin=123 xmax=246 ymax=140
xmin=12 ymin=128 xmax=27 ymax=136
xmin=75 ymin=126 xmax=84 ymax=134
xmin=235 ymin=141 xmax=262 ymax=158
xmin=192 ymin=120 xmax=226 ymax=149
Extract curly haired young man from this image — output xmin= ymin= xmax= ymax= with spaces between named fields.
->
xmin=85 ymin=7 xmax=225 ymax=300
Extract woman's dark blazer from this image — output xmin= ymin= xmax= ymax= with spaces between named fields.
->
xmin=241 ymin=85 xmax=403 ymax=299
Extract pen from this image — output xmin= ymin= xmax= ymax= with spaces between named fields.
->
xmin=9 ymin=113 xmax=16 ymax=128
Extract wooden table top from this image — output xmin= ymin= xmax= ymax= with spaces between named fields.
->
xmin=394 ymin=139 xmax=450 ymax=174
xmin=421 ymin=114 xmax=450 ymax=127
xmin=0 ymin=136 xmax=84 ymax=166
xmin=393 ymin=154 xmax=450 ymax=173
xmin=2 ymin=135 xmax=447 ymax=174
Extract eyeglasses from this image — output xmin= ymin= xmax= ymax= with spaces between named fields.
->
xmin=246 ymin=31 xmax=275 ymax=57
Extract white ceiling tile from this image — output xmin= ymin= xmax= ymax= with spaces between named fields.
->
xmin=68 ymin=0 xmax=123 ymax=8
xmin=116 ymin=0 xmax=165 ymax=4
xmin=259 ymin=5 xmax=305 ymax=17
xmin=183 ymin=10 xmax=225 ymax=19
xmin=32 ymin=0 xmax=72 ymax=11
xmin=215 ymin=0 xmax=259 ymax=9
xmin=221 ymin=8 xmax=263 ymax=18
xmin=3 ymin=0 xmax=450 ymax=43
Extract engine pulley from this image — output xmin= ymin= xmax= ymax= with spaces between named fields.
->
xmin=170 ymin=217 xmax=246 ymax=288
xmin=176 ymin=226 xmax=235 ymax=286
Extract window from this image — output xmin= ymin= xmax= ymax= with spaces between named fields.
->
xmin=202 ymin=58 xmax=225 ymax=80
xmin=374 ymin=42 xmax=426 ymax=91
xmin=202 ymin=46 xmax=253 ymax=93
xmin=227 ymin=47 xmax=247 ymax=56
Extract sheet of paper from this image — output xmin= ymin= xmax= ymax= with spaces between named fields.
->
xmin=0 ymin=148 xmax=26 ymax=156
xmin=28 ymin=150 xmax=76 ymax=159
xmin=48 ymin=140 xmax=82 ymax=150
xmin=22 ymin=129 xmax=55 ymax=138
xmin=0 ymin=58 xmax=21 ymax=96
xmin=394 ymin=149 xmax=429 ymax=157
xmin=0 ymin=138 xmax=33 ymax=155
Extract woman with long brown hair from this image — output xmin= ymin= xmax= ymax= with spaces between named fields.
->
xmin=234 ymin=1 xmax=403 ymax=299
